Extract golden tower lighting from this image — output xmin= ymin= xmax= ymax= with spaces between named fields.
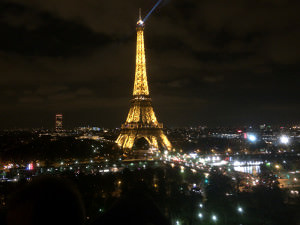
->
xmin=116 ymin=12 xmax=172 ymax=151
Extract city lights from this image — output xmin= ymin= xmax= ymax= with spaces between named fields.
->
xmin=0 ymin=3 xmax=299 ymax=225
xmin=212 ymin=215 xmax=217 ymax=222
xmin=248 ymin=134 xmax=257 ymax=142
xmin=26 ymin=163 xmax=34 ymax=171
xmin=280 ymin=135 xmax=289 ymax=144
xmin=237 ymin=206 xmax=243 ymax=213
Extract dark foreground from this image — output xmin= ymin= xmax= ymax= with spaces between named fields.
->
xmin=1 ymin=163 xmax=300 ymax=225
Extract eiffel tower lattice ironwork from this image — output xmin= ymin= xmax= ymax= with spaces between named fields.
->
xmin=116 ymin=13 xmax=172 ymax=151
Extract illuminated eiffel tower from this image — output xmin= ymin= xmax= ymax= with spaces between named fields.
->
xmin=116 ymin=12 xmax=172 ymax=152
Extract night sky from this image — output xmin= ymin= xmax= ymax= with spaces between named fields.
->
xmin=0 ymin=0 xmax=299 ymax=129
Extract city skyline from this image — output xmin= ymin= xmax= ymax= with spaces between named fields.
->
xmin=0 ymin=2 xmax=299 ymax=224
xmin=0 ymin=0 xmax=299 ymax=129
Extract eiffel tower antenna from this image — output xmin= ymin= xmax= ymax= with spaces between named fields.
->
xmin=139 ymin=8 xmax=142 ymax=21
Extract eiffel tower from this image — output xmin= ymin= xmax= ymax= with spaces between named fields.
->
xmin=116 ymin=12 xmax=172 ymax=152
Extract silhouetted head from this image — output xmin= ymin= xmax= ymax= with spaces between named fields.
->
xmin=7 ymin=176 xmax=85 ymax=225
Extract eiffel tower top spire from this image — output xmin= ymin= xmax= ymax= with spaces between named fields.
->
xmin=133 ymin=10 xmax=149 ymax=96
xmin=139 ymin=8 xmax=142 ymax=21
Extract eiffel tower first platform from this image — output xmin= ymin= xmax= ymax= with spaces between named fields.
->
xmin=116 ymin=13 xmax=172 ymax=153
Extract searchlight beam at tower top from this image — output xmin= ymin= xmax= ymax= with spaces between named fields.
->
xmin=142 ymin=0 xmax=163 ymax=23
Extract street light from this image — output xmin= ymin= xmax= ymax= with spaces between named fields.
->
xmin=212 ymin=214 xmax=217 ymax=222
xmin=237 ymin=206 xmax=243 ymax=213
xmin=198 ymin=213 xmax=203 ymax=219
xmin=280 ymin=135 xmax=289 ymax=144
xmin=248 ymin=134 xmax=257 ymax=142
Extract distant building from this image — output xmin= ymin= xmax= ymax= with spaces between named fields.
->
xmin=55 ymin=114 xmax=63 ymax=132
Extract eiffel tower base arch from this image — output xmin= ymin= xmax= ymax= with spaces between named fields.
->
xmin=116 ymin=128 xmax=171 ymax=151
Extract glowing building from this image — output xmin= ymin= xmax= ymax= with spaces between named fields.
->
xmin=55 ymin=113 xmax=63 ymax=132
xmin=116 ymin=12 xmax=172 ymax=151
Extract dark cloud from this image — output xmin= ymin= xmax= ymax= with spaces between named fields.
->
xmin=0 ymin=0 xmax=299 ymax=128
xmin=0 ymin=2 xmax=111 ymax=57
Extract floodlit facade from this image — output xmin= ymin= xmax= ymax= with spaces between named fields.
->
xmin=116 ymin=16 xmax=172 ymax=151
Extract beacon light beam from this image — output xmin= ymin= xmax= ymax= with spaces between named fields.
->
xmin=143 ymin=0 xmax=163 ymax=23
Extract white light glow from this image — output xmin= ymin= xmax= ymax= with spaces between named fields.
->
xmin=280 ymin=135 xmax=289 ymax=144
xmin=248 ymin=134 xmax=257 ymax=142
xmin=212 ymin=215 xmax=217 ymax=221
xmin=238 ymin=207 xmax=243 ymax=213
